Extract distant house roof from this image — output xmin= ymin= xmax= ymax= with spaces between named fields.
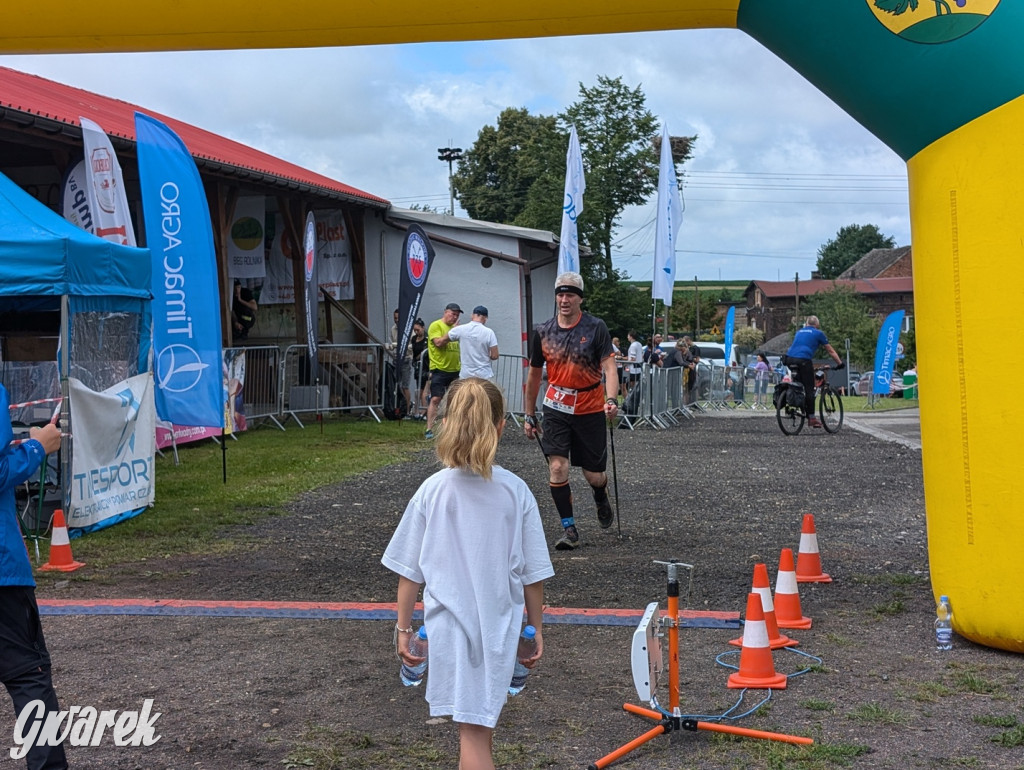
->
xmin=389 ymin=207 xmax=559 ymax=247
xmin=0 ymin=66 xmax=388 ymax=208
xmin=838 ymin=246 xmax=912 ymax=279
xmin=745 ymin=277 xmax=913 ymax=299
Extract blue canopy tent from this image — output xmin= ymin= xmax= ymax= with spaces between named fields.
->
xmin=0 ymin=170 xmax=151 ymax=534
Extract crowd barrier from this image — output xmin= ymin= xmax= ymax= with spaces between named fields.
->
xmin=227 ymin=345 xmax=284 ymax=430
xmin=281 ymin=343 xmax=384 ymax=426
xmin=494 ymin=354 xmax=529 ymax=424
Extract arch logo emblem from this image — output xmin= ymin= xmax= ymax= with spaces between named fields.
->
xmin=156 ymin=344 xmax=209 ymax=393
xmin=867 ymin=0 xmax=1000 ymax=43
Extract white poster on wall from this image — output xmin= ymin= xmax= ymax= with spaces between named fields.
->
xmin=68 ymin=373 xmax=156 ymax=529
xmin=227 ymin=196 xmax=267 ymax=278
xmin=260 ymin=211 xmax=353 ymax=304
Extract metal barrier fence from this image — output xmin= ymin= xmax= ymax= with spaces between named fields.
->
xmin=227 ymin=345 xmax=284 ymax=430
xmin=494 ymin=354 xmax=529 ymax=424
xmin=281 ymin=343 xmax=384 ymax=426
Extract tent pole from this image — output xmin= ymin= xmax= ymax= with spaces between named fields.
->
xmin=59 ymin=294 xmax=70 ymax=515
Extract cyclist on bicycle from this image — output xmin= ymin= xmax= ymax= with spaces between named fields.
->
xmin=784 ymin=315 xmax=844 ymax=428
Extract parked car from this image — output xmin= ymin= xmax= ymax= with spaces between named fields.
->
xmin=851 ymin=371 xmax=874 ymax=396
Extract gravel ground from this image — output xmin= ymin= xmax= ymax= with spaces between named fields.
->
xmin=8 ymin=411 xmax=1024 ymax=769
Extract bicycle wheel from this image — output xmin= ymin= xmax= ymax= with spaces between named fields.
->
xmin=777 ymin=404 xmax=805 ymax=435
xmin=819 ymin=388 xmax=844 ymax=433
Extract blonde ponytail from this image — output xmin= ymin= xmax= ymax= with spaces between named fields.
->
xmin=435 ymin=378 xmax=504 ymax=479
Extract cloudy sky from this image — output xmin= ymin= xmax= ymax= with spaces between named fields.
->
xmin=0 ymin=28 xmax=911 ymax=283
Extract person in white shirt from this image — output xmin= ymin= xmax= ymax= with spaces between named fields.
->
xmin=440 ymin=305 xmax=499 ymax=380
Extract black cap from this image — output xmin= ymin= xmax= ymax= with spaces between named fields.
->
xmin=445 ymin=303 xmax=463 ymax=314
xmin=473 ymin=305 xmax=488 ymax=317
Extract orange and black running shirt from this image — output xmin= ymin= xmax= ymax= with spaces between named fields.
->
xmin=530 ymin=312 xmax=613 ymax=415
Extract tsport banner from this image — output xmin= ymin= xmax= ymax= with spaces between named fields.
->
xmin=68 ymin=374 xmax=155 ymax=531
xmin=135 ymin=112 xmax=224 ymax=429
xmin=394 ymin=224 xmax=435 ymax=386
xmin=872 ymin=309 xmax=905 ymax=395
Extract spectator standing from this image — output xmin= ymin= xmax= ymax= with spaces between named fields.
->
xmin=0 ymin=383 xmax=67 ymax=770
xmin=753 ymin=352 xmax=771 ymax=407
xmin=523 ymin=272 xmax=619 ymax=550
xmin=232 ymin=280 xmax=258 ymax=343
xmin=643 ymin=333 xmax=665 ymax=368
xmin=425 ymin=303 xmax=463 ymax=439
xmin=388 ymin=308 xmax=414 ymax=415
xmin=409 ymin=319 xmax=429 ymax=419
xmin=624 ymin=330 xmax=643 ymax=399
xmin=682 ymin=336 xmax=700 ymax=404
xmin=440 ymin=305 xmax=499 ymax=380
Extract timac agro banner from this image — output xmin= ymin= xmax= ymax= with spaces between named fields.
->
xmin=135 ymin=112 xmax=224 ymax=429
xmin=873 ymin=309 xmax=905 ymax=396
xmin=68 ymin=374 xmax=155 ymax=532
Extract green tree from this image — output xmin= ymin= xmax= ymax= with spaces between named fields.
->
xmin=452 ymin=107 xmax=558 ymax=225
xmin=816 ymin=224 xmax=896 ymax=279
xmin=732 ymin=325 xmax=765 ymax=354
xmin=668 ymin=291 xmax=720 ymax=336
xmin=799 ymin=285 xmax=878 ymax=366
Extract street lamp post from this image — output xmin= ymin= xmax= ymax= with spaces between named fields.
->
xmin=437 ymin=145 xmax=463 ymax=215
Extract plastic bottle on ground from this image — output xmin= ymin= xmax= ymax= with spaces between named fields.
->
xmin=508 ymin=625 xmax=538 ymax=696
xmin=400 ymin=626 xmax=429 ymax=686
xmin=934 ymin=595 xmax=953 ymax=651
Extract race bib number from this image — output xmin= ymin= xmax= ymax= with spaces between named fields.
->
xmin=543 ymin=384 xmax=578 ymax=414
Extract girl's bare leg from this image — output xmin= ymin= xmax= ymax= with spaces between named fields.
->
xmin=458 ymin=723 xmax=494 ymax=770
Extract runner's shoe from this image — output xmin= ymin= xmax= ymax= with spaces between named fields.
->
xmin=596 ymin=498 xmax=614 ymax=529
xmin=424 ymin=429 xmax=435 ymax=439
xmin=554 ymin=525 xmax=580 ymax=550
xmin=807 ymin=417 xmax=823 ymax=428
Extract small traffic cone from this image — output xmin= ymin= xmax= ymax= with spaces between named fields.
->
xmin=774 ymin=548 xmax=812 ymax=629
xmin=40 ymin=509 xmax=84 ymax=572
xmin=727 ymin=592 xmax=788 ymax=690
xmin=730 ymin=563 xmax=798 ymax=649
xmin=795 ymin=513 xmax=831 ymax=583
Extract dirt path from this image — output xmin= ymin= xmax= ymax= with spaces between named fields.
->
xmin=9 ymin=414 xmax=1023 ymax=769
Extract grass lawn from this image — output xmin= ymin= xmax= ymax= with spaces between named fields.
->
xmin=51 ymin=416 xmax=430 ymax=570
xmin=843 ymin=395 xmax=919 ymax=412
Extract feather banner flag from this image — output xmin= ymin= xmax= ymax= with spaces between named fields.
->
xmin=651 ymin=125 xmax=683 ymax=306
xmin=557 ymin=125 xmax=585 ymax=275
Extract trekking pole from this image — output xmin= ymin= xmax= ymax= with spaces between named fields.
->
xmin=608 ymin=418 xmax=621 ymax=537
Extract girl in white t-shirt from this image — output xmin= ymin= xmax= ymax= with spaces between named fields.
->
xmin=382 ymin=377 xmax=554 ymax=770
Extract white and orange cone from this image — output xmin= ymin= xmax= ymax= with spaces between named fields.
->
xmin=795 ymin=513 xmax=831 ymax=583
xmin=727 ymin=592 xmax=788 ymax=690
xmin=40 ymin=509 xmax=84 ymax=572
xmin=730 ymin=563 xmax=798 ymax=649
xmin=774 ymin=548 xmax=812 ymax=630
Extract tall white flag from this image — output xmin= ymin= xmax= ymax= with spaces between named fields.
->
xmin=558 ymin=125 xmax=585 ymax=275
xmin=80 ymin=116 xmax=137 ymax=246
xmin=651 ymin=126 xmax=683 ymax=306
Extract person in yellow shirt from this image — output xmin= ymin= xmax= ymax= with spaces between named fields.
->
xmin=424 ymin=302 xmax=462 ymax=438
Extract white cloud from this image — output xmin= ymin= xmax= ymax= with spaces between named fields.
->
xmin=0 ymin=27 xmax=910 ymax=281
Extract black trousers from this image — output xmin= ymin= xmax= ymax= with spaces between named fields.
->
xmin=788 ymin=357 xmax=816 ymax=417
xmin=1 ymin=587 xmax=68 ymax=770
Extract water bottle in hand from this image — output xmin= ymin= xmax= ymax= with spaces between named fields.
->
xmin=508 ymin=625 xmax=537 ymax=696
xmin=934 ymin=596 xmax=953 ymax=651
xmin=400 ymin=626 xmax=429 ymax=686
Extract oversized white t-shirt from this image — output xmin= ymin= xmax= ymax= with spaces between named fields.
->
xmin=447 ymin=321 xmax=498 ymax=379
xmin=381 ymin=466 xmax=554 ymax=727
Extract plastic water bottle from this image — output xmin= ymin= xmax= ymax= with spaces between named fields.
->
xmin=400 ymin=626 xmax=429 ymax=686
xmin=934 ymin=595 xmax=953 ymax=651
xmin=508 ymin=625 xmax=537 ymax=696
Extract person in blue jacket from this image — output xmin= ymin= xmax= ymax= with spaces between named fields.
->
xmin=785 ymin=315 xmax=844 ymax=428
xmin=0 ymin=383 xmax=66 ymax=769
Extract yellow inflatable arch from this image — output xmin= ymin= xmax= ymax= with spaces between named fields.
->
xmin=4 ymin=0 xmax=1022 ymax=652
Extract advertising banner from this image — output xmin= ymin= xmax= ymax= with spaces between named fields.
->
xmin=872 ymin=309 xmax=905 ymax=395
xmin=723 ymin=306 xmax=736 ymax=370
xmin=394 ymin=224 xmax=436 ymax=386
xmin=260 ymin=211 xmax=352 ymax=304
xmin=227 ymin=196 xmax=266 ymax=279
xmin=557 ymin=125 xmax=585 ymax=276
xmin=302 ymin=211 xmax=318 ymax=378
xmin=80 ymin=117 xmax=137 ymax=246
xmin=135 ymin=112 xmax=224 ymax=429
xmin=651 ymin=125 xmax=683 ymax=306
xmin=59 ymin=158 xmax=93 ymax=233
xmin=68 ymin=374 xmax=155 ymax=530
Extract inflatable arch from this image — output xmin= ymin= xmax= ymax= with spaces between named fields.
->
xmin=4 ymin=1 xmax=1023 ymax=652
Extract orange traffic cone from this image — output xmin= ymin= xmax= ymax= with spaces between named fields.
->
xmin=795 ymin=513 xmax=831 ymax=583
xmin=774 ymin=548 xmax=812 ymax=630
xmin=40 ymin=509 xmax=84 ymax=572
xmin=730 ymin=563 xmax=798 ymax=649
xmin=727 ymin=592 xmax=788 ymax=690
